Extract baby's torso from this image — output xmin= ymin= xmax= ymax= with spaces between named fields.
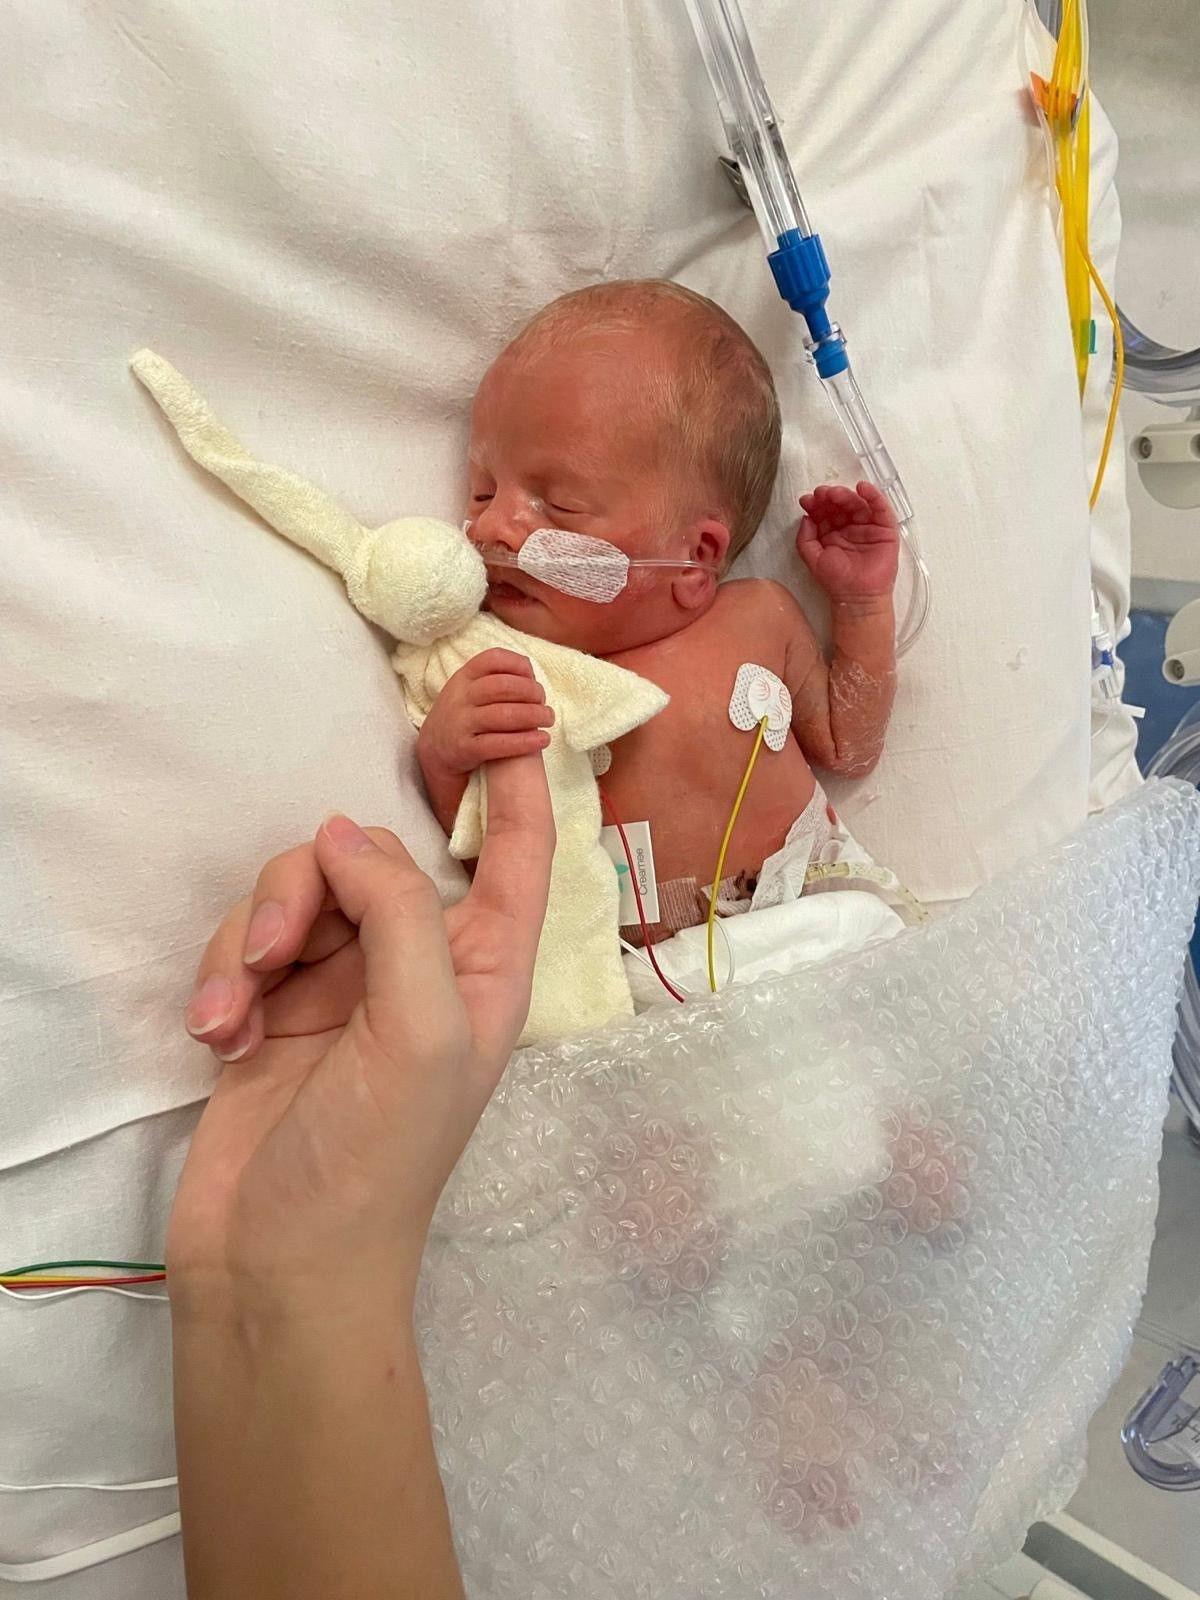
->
xmin=601 ymin=580 xmax=818 ymax=900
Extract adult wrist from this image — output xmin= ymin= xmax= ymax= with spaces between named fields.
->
xmin=166 ymin=1253 xmax=421 ymax=1335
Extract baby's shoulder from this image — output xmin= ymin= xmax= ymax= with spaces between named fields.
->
xmin=716 ymin=576 xmax=807 ymax=631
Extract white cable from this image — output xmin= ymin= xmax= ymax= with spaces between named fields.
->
xmin=619 ymin=936 xmax=661 ymax=972
xmin=619 ymin=919 xmax=737 ymax=990
xmin=0 ymin=1282 xmax=169 ymax=1304
xmin=0 ymin=1514 xmax=182 ymax=1583
xmin=0 ymin=1292 xmax=175 ymax=1504
xmin=0 ymin=1476 xmax=177 ymax=1493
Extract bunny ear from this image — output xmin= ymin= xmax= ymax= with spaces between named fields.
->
xmin=130 ymin=349 xmax=367 ymax=577
xmin=523 ymin=634 xmax=669 ymax=752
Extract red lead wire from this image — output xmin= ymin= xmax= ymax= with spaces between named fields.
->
xmin=599 ymin=788 xmax=687 ymax=1005
xmin=0 ymin=1274 xmax=167 ymax=1290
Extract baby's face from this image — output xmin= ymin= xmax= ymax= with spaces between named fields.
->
xmin=465 ymin=331 xmax=724 ymax=655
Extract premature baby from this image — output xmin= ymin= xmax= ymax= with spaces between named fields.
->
xmin=418 ymin=279 xmax=899 ymax=942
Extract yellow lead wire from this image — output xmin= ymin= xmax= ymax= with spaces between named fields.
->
xmin=706 ymin=715 xmax=769 ymax=993
xmin=1080 ymin=233 xmax=1126 ymax=509
xmin=1028 ymin=0 xmax=1125 ymax=508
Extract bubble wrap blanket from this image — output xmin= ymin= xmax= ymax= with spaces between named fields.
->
xmin=419 ymin=780 xmax=1200 ymax=1600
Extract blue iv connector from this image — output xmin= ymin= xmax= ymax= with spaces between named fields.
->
xmin=766 ymin=229 xmax=850 ymax=379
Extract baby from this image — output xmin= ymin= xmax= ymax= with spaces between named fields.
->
xmin=418 ymin=280 xmax=898 ymax=941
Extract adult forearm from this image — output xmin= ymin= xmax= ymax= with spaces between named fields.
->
xmin=827 ymin=594 xmax=896 ymax=776
xmin=172 ymin=1283 xmax=463 ymax=1600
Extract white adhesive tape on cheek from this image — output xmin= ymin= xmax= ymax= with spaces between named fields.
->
xmin=517 ymin=528 xmax=630 ymax=602
xmin=729 ymin=664 xmax=791 ymax=751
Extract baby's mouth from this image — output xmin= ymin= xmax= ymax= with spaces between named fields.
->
xmin=485 ymin=575 xmax=537 ymax=606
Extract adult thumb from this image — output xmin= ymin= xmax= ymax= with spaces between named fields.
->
xmin=313 ymin=814 xmax=457 ymax=1054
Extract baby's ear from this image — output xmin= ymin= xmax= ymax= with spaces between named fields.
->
xmin=673 ymin=517 xmax=729 ymax=609
xmin=694 ymin=518 xmax=731 ymax=569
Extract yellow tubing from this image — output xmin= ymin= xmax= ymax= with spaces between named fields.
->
xmin=706 ymin=716 xmax=769 ymax=993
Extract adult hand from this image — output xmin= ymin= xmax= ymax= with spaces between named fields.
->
xmin=168 ymin=750 xmax=554 ymax=1308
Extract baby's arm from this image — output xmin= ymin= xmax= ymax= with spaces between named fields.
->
xmin=785 ymin=482 xmax=898 ymax=779
xmin=417 ymin=649 xmax=554 ymax=838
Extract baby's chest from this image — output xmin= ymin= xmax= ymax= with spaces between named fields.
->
xmin=602 ymin=627 xmax=811 ymax=876
xmin=630 ymin=620 xmax=790 ymax=727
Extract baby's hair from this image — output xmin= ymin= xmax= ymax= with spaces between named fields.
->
xmin=505 ymin=280 xmax=781 ymax=563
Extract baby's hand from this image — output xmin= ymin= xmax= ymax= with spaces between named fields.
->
xmin=418 ymin=649 xmax=554 ymax=782
xmin=797 ymin=481 xmax=899 ymax=602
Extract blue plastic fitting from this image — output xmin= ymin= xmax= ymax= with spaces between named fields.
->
xmin=767 ymin=229 xmax=849 ymax=377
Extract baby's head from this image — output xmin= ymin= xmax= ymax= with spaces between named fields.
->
xmin=465 ymin=280 xmax=780 ymax=654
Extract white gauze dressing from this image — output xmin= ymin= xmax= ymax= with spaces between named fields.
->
xmin=516 ymin=527 xmax=631 ymax=601
xmin=474 ymin=526 xmax=716 ymax=602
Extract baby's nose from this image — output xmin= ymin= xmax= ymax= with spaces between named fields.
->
xmin=468 ymin=492 xmax=544 ymax=552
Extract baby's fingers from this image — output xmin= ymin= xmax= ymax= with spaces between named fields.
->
xmin=796 ymin=514 xmax=822 ymax=554
xmin=820 ymin=483 xmax=869 ymax=521
xmin=801 ymin=484 xmax=857 ymax=528
xmin=469 ymin=672 xmax=548 ymax=708
xmin=463 ymin=648 xmax=536 ymax=681
xmin=473 ymin=702 xmax=555 ymax=736
xmin=855 ymin=480 xmax=896 ymax=522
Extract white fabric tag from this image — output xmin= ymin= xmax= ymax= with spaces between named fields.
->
xmin=600 ymin=820 xmax=659 ymax=923
xmin=729 ymin=663 xmax=791 ymax=751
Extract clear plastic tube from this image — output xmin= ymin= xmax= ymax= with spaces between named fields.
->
xmin=477 ymin=537 xmax=718 ymax=604
xmin=681 ymin=0 xmax=811 ymax=246
xmin=816 ymin=357 xmax=931 ymax=655
xmin=817 ymin=362 xmax=914 ymax=527
xmin=1121 ymin=1351 xmax=1200 ymax=1491
xmin=620 ymin=920 xmax=736 ymax=996
xmin=1119 ymin=313 xmax=1200 ymax=407
xmin=683 ymin=0 xmax=931 ymax=656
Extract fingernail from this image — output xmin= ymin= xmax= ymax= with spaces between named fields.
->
xmin=243 ymin=900 xmax=285 ymax=964
xmin=215 ymin=1020 xmax=253 ymax=1063
xmin=322 ymin=813 xmax=372 ymax=854
xmin=186 ymin=974 xmax=234 ymax=1037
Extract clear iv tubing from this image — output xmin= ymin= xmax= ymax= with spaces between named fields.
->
xmin=819 ymin=356 xmax=931 ymax=653
xmin=681 ymin=0 xmax=932 ymax=655
xmin=482 ymin=549 xmax=718 ymax=578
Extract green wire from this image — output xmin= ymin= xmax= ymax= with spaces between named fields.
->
xmin=1 ymin=1258 xmax=165 ymax=1278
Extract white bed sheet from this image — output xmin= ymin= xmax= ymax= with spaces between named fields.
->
xmin=0 ymin=0 xmax=1139 ymax=1586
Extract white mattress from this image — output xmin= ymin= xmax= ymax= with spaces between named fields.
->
xmin=0 ymin=0 xmax=1140 ymax=1587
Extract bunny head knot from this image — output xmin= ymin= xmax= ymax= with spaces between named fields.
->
xmin=346 ymin=518 xmax=488 ymax=646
